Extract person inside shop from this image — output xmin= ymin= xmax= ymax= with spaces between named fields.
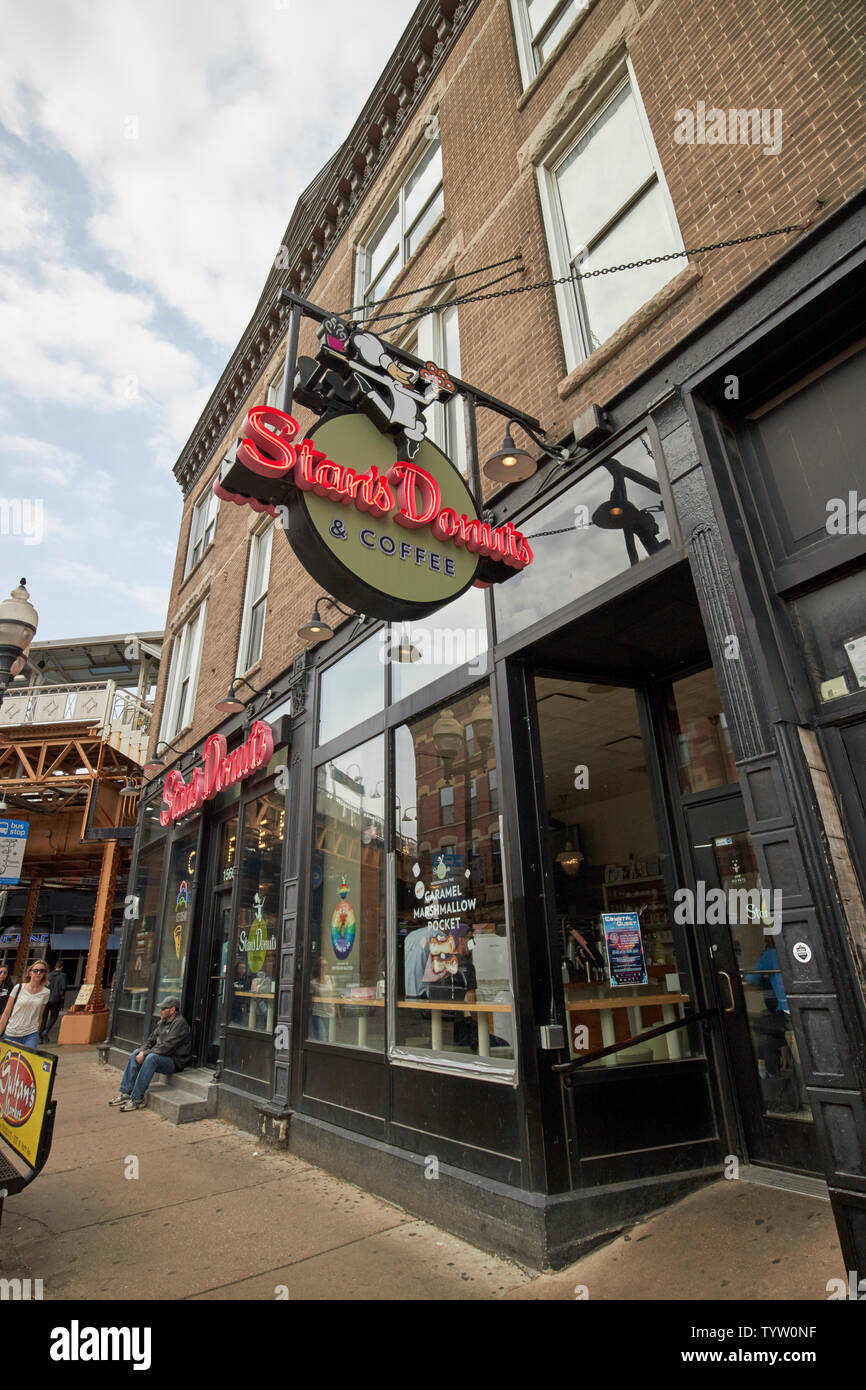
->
xmin=231 ymin=959 xmax=252 ymax=1023
xmin=39 ymin=960 xmax=68 ymax=1044
xmin=310 ymin=954 xmax=339 ymax=1041
xmin=449 ymin=928 xmax=479 ymax=1050
xmin=0 ymin=961 xmax=50 ymax=1049
xmin=108 ymin=996 xmax=191 ymax=1112
xmin=744 ymin=945 xmax=798 ymax=1113
xmin=253 ymin=955 xmax=275 ymax=995
xmin=252 ymin=953 xmax=276 ymax=1029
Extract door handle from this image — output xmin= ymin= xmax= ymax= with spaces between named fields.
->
xmin=718 ymin=970 xmax=736 ymax=1013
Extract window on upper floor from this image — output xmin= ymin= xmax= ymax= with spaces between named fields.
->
xmin=266 ymin=362 xmax=283 ymax=408
xmin=236 ymin=522 xmax=273 ymax=676
xmin=511 ymin=0 xmax=591 ymax=81
xmin=401 ymin=301 xmax=467 ymax=475
xmin=185 ymin=486 xmax=218 ymax=577
xmin=159 ymin=601 xmax=208 ymax=743
xmin=356 ymin=136 xmax=444 ymax=313
xmin=537 ymin=72 xmax=684 ymax=374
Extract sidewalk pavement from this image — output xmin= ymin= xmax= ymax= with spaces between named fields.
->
xmin=0 ymin=1046 xmax=844 ymax=1300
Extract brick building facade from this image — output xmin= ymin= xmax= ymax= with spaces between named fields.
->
xmin=110 ymin=0 xmax=866 ymax=1269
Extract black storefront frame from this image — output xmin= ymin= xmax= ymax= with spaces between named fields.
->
xmin=293 ymin=628 xmax=532 ymax=1184
xmin=218 ymin=764 xmax=287 ymax=1099
xmin=110 ymin=802 xmax=204 ymax=1050
xmin=287 ymin=432 xmax=728 ymax=1203
xmin=111 ymin=735 xmax=290 ymax=1079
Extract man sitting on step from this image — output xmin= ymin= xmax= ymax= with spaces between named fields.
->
xmin=109 ymin=997 xmax=192 ymax=1112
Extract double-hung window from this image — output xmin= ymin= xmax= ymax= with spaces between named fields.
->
xmin=185 ymin=487 xmax=218 ymax=576
xmin=402 ymin=303 xmax=468 ymax=475
xmin=512 ymin=0 xmax=590 ymax=80
xmin=265 ymin=363 xmax=283 ymax=408
xmin=539 ymin=73 xmax=684 ymax=371
xmin=357 ymin=137 xmax=444 ymax=312
xmin=160 ymin=602 xmax=207 ymax=742
xmin=236 ymin=523 xmax=273 ymax=675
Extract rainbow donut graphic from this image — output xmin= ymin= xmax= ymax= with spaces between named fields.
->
xmin=330 ymin=878 xmax=356 ymax=960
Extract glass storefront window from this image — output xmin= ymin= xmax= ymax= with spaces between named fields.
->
xmin=667 ymin=667 xmax=738 ymax=795
xmin=394 ymin=687 xmax=515 ymax=1072
xmin=493 ymin=434 xmax=670 ymax=641
xmin=307 ymin=737 xmax=385 ymax=1050
xmin=318 ymin=634 xmax=384 ymax=746
xmin=535 ymin=676 xmax=698 ymax=1066
xmin=388 ymin=587 xmax=489 ymax=703
xmin=153 ymin=826 xmax=199 ymax=1008
xmin=789 ymin=567 xmax=866 ymax=704
xmin=141 ymin=796 xmax=164 ymax=846
xmin=230 ymin=791 xmax=284 ymax=1033
xmin=118 ymin=843 xmax=164 ymax=1012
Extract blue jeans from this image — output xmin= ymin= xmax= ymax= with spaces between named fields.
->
xmin=3 ymin=1032 xmax=39 ymax=1049
xmin=120 ymin=1049 xmax=175 ymax=1100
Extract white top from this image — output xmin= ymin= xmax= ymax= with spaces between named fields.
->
xmin=5 ymin=985 xmax=49 ymax=1037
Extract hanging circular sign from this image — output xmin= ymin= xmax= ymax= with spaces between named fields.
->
xmin=216 ymin=399 xmax=534 ymax=622
xmin=285 ymin=414 xmax=480 ymax=619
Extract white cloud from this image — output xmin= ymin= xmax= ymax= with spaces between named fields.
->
xmin=0 ymin=163 xmax=54 ymax=254
xmin=0 ymin=260 xmax=212 ymax=461
xmin=0 ymin=0 xmax=417 ymax=637
xmin=0 ymin=0 xmax=417 ymax=345
xmin=2 ymin=436 xmax=80 ymax=488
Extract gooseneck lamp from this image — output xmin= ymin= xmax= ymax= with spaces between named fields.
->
xmin=483 ymin=419 xmax=575 ymax=485
xmin=297 ymin=595 xmax=359 ymax=647
xmin=142 ymin=740 xmax=185 ymax=778
xmin=216 ymin=676 xmax=260 ymax=713
xmin=484 ymin=422 xmax=537 ymax=483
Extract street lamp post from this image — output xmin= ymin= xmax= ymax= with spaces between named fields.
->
xmin=0 ymin=579 xmax=38 ymax=708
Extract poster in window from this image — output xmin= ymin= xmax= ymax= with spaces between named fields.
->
xmin=330 ymin=877 xmax=357 ymax=960
xmin=602 ymin=912 xmax=648 ymax=987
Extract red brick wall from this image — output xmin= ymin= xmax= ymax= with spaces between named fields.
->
xmin=151 ymin=0 xmax=866 ymax=758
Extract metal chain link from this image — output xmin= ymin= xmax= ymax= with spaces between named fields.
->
xmin=372 ymin=222 xmax=811 ymax=325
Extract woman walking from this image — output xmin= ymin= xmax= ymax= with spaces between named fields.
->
xmin=0 ymin=962 xmax=50 ymax=1048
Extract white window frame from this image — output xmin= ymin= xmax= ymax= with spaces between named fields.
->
xmin=403 ymin=302 xmax=468 ymax=476
xmin=236 ymin=522 xmax=273 ymax=677
xmin=509 ymin=0 xmax=594 ymax=87
xmin=265 ymin=362 xmax=284 ymax=408
xmin=536 ymin=60 xmax=685 ymax=375
xmin=185 ymin=486 xmax=219 ymax=577
xmin=159 ymin=601 xmax=208 ymax=743
xmin=354 ymin=135 xmax=444 ymax=312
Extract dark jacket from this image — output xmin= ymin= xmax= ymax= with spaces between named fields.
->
xmin=143 ymin=1012 xmax=192 ymax=1070
xmin=47 ymin=969 xmax=67 ymax=1004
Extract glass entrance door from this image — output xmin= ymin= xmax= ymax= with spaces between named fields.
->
xmin=202 ymin=890 xmax=233 ymax=1066
xmin=685 ymin=795 xmax=820 ymax=1173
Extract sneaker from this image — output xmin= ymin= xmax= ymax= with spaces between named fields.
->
xmin=108 ymin=1093 xmax=131 ymax=1106
xmin=119 ymin=1097 xmax=146 ymax=1112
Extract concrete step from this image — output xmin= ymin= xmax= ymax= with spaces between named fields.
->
xmin=103 ymin=1047 xmax=218 ymax=1123
xmin=146 ymin=1085 xmax=215 ymax=1124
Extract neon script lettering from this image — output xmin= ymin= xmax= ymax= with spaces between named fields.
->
xmin=160 ymin=721 xmax=274 ymax=825
xmin=215 ymin=407 xmax=534 ymax=571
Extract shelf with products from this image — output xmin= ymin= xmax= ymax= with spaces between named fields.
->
xmin=602 ymin=875 xmax=673 ymax=968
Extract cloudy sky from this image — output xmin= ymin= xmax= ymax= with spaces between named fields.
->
xmin=0 ymin=0 xmax=416 ymax=641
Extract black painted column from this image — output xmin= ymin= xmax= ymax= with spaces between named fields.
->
xmin=653 ymin=388 xmax=866 ymax=1271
